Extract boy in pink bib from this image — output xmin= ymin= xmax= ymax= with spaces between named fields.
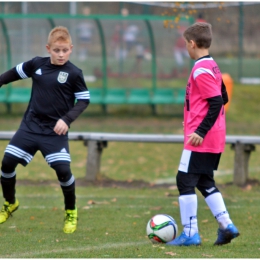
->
xmin=167 ymin=22 xmax=239 ymax=246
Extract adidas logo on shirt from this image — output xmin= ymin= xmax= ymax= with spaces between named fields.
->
xmin=35 ymin=69 xmax=42 ymax=75
xmin=60 ymin=148 xmax=67 ymax=153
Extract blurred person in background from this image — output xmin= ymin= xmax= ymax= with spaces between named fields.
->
xmin=76 ymin=6 xmax=94 ymax=61
xmin=173 ymin=25 xmax=189 ymax=77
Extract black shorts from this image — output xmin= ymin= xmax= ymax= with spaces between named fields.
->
xmin=178 ymin=149 xmax=221 ymax=174
xmin=4 ymin=129 xmax=71 ymax=167
xmin=176 ymin=171 xmax=218 ymax=196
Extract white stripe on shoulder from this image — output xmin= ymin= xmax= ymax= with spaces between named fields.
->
xmin=193 ymin=68 xmax=215 ymax=80
xmin=74 ymin=91 xmax=90 ymax=100
xmin=16 ymin=63 xmax=29 ymax=79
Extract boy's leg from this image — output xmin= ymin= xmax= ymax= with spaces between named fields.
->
xmin=197 ymin=174 xmax=240 ymax=245
xmin=52 ymin=164 xmax=76 ymax=210
xmin=0 ymin=130 xmax=36 ymax=224
xmin=177 ymin=171 xmax=199 ymax=237
xmin=167 ymin=171 xmax=201 ymax=246
xmin=179 ymin=194 xmax=198 ymax=237
xmin=1 ymin=155 xmax=18 ymax=204
xmin=42 ymin=134 xmax=77 ymax=234
xmin=0 ymin=155 xmax=20 ymax=223
xmin=51 ymin=163 xmax=77 ymax=234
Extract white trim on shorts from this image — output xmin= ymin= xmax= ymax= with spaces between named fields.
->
xmin=5 ymin=144 xmax=33 ymax=164
xmin=178 ymin=149 xmax=192 ymax=173
xmin=45 ymin=152 xmax=71 ymax=165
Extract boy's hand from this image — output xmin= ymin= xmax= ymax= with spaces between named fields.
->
xmin=186 ymin=132 xmax=203 ymax=147
xmin=54 ymin=119 xmax=69 ymax=135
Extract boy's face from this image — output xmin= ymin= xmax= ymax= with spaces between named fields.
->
xmin=46 ymin=41 xmax=73 ymax=66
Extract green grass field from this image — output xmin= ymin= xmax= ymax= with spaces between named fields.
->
xmin=0 ymin=82 xmax=260 ymax=257
xmin=0 ymin=185 xmax=259 ymax=258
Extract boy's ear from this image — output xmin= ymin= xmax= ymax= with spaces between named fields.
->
xmin=46 ymin=45 xmax=51 ymax=53
xmin=190 ymin=40 xmax=196 ymax=48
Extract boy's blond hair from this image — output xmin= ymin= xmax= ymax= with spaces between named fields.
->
xmin=183 ymin=22 xmax=212 ymax=49
xmin=47 ymin=26 xmax=72 ymax=45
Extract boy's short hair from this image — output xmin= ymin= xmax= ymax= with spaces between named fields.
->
xmin=183 ymin=22 xmax=212 ymax=49
xmin=47 ymin=26 xmax=72 ymax=45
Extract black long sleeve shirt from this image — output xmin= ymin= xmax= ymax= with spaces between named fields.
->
xmin=0 ymin=57 xmax=90 ymax=134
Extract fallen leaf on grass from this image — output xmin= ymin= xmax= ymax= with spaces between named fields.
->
xmin=242 ymin=184 xmax=252 ymax=191
xmin=202 ymin=254 xmax=213 ymax=257
xmin=88 ymin=200 xmax=110 ymax=205
xmin=165 ymin=252 xmax=177 ymax=256
xmin=172 ymin=201 xmax=179 ymax=206
xmin=149 ymin=206 xmax=162 ymax=210
xmin=201 ymin=219 xmax=208 ymax=223
xmin=30 ymin=216 xmax=35 ymax=220
xmin=111 ymin=198 xmax=117 ymax=202
xmin=165 ymin=192 xmax=174 ymax=197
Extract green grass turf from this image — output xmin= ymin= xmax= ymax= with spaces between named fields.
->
xmin=0 ymin=185 xmax=259 ymax=258
xmin=0 ymin=82 xmax=259 ymax=257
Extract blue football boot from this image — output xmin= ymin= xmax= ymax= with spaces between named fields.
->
xmin=214 ymin=224 xmax=240 ymax=245
xmin=166 ymin=232 xmax=201 ymax=246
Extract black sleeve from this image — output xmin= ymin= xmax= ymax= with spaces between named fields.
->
xmin=61 ymin=100 xmax=90 ymax=126
xmin=221 ymin=79 xmax=229 ymax=105
xmin=0 ymin=68 xmax=21 ymax=87
xmin=194 ymin=95 xmax=223 ymax=138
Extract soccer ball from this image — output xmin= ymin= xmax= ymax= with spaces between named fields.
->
xmin=146 ymin=214 xmax=178 ymax=243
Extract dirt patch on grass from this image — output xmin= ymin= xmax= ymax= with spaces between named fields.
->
xmin=16 ymin=177 xmax=260 ymax=190
xmin=17 ymin=177 xmax=177 ymax=189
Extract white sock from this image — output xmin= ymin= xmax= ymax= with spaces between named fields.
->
xmin=179 ymin=194 xmax=198 ymax=237
xmin=205 ymin=192 xmax=232 ymax=229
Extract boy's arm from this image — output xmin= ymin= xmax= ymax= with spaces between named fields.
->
xmin=194 ymin=95 xmax=223 ymax=138
xmin=221 ymin=79 xmax=229 ymax=105
xmin=61 ymin=99 xmax=90 ymax=127
xmin=0 ymin=68 xmax=21 ymax=87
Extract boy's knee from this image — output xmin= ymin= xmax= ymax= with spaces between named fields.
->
xmin=1 ymin=156 xmax=18 ymax=173
xmin=197 ymin=186 xmax=220 ymax=198
xmin=52 ymin=163 xmax=72 ymax=182
xmin=176 ymin=171 xmax=197 ymax=195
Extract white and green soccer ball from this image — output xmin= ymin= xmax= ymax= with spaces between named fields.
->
xmin=146 ymin=214 xmax=178 ymax=243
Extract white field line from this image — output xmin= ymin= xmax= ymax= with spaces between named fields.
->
xmin=18 ymin=205 xmax=176 ymax=210
xmin=17 ymin=194 xmax=172 ymax=199
xmin=4 ymin=241 xmax=149 ymax=258
xmin=15 ymin=204 xmax=253 ymax=210
xmin=15 ymin=192 xmax=260 ymax=201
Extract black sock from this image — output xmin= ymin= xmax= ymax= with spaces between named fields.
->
xmin=1 ymin=175 xmax=16 ymax=204
xmin=61 ymin=182 xmax=76 ymax=210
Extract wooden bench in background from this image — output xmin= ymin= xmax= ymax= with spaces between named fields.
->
xmin=0 ymin=131 xmax=258 ymax=186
